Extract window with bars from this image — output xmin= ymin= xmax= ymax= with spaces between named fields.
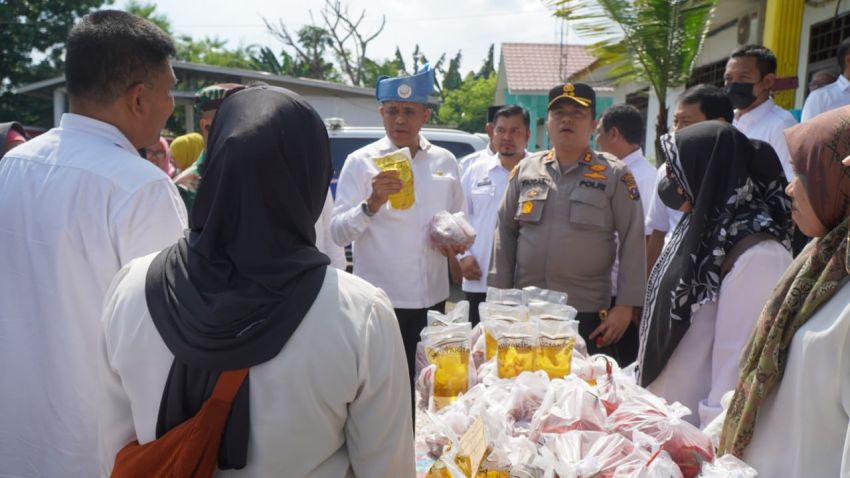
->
xmin=686 ymin=58 xmax=728 ymax=88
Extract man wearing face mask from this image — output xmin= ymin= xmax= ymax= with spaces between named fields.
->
xmin=724 ymin=45 xmax=797 ymax=181
xmin=489 ymin=83 xmax=646 ymax=363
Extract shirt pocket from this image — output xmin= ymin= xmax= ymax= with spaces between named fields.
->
xmin=569 ymin=187 xmax=607 ymax=228
xmin=514 ymin=185 xmax=548 ymax=223
xmin=470 ymin=181 xmax=496 ymax=212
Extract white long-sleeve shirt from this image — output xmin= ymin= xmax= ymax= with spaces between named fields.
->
xmin=742 ymin=279 xmax=850 ymax=477
xmin=0 ymin=113 xmax=187 ymax=477
xmin=801 ymin=74 xmax=850 ymax=122
xmin=645 ymin=166 xmax=685 ymax=242
xmin=647 ymin=240 xmax=791 ymax=428
xmin=316 ymin=190 xmax=347 ymax=270
xmin=459 ymin=154 xmax=515 ymax=293
xmin=98 ymin=254 xmax=414 ymax=477
xmin=330 ymin=135 xmax=465 ymax=309
xmin=733 ymin=98 xmax=797 ymax=181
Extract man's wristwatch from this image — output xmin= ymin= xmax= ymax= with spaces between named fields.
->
xmin=361 ymin=200 xmax=376 ymax=217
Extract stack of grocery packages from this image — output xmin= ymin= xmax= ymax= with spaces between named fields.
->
xmin=414 ymin=287 xmax=757 ymax=478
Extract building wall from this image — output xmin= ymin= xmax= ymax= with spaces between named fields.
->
xmin=796 ymin=0 xmax=850 ymax=108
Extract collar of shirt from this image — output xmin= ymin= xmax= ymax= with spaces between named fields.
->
xmin=489 ymin=152 xmax=527 ymax=173
xmin=375 ymin=134 xmax=432 ymax=156
xmin=836 ymin=74 xmax=850 ymax=92
xmin=734 ymin=97 xmax=777 ymax=130
xmin=547 ymin=149 xmax=592 ymax=176
xmin=621 ymin=148 xmax=645 ymax=168
xmin=59 ymin=113 xmax=139 ymax=156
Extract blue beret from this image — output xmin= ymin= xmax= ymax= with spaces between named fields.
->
xmin=376 ymin=64 xmax=435 ymax=104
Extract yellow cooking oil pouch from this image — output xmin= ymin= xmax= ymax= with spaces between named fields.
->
xmin=373 ymin=147 xmax=414 ymax=210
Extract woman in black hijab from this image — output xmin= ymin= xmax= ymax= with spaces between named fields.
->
xmin=638 ymin=121 xmax=793 ymax=429
xmin=98 ymin=86 xmax=415 ymax=476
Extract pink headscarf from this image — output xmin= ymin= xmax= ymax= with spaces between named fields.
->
xmin=145 ymin=137 xmax=175 ymax=177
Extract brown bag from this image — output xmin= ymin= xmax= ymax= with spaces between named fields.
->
xmin=111 ymin=368 xmax=249 ymax=478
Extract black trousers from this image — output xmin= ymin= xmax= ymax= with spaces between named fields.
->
xmin=395 ymin=301 xmax=446 ymax=424
xmin=464 ymin=291 xmax=487 ymax=326
xmin=575 ymin=310 xmax=639 ymax=368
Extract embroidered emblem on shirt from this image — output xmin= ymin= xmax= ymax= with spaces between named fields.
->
xmin=521 ymin=201 xmax=534 ymax=215
xmin=589 ymin=164 xmax=608 ymax=173
xmin=583 ymin=172 xmax=608 ymax=180
xmin=621 ymin=172 xmax=641 ymax=201
xmin=520 ymin=178 xmax=548 ymax=186
xmin=579 ymin=180 xmax=606 ymax=191
xmin=434 ymin=170 xmax=445 ymax=176
xmin=582 ymin=152 xmax=593 ymax=163
xmin=527 ymin=189 xmax=539 ymax=198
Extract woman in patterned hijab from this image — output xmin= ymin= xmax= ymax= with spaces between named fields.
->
xmin=719 ymin=106 xmax=850 ymax=476
xmin=638 ymin=120 xmax=793 ymax=427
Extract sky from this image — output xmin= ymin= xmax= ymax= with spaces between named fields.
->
xmin=128 ymin=0 xmax=588 ymax=76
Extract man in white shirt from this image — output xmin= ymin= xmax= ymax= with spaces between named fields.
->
xmin=330 ymin=65 xmax=465 ymax=417
xmin=725 ymin=45 xmax=797 ymax=181
xmin=458 ymin=105 xmax=502 ymax=172
xmin=802 ymin=38 xmax=850 ymax=121
xmin=0 ymin=11 xmax=187 ymax=477
xmin=593 ymin=104 xmax=655 ymax=364
xmin=646 ymin=85 xmax=734 ymax=273
xmin=459 ymin=105 xmax=530 ymax=324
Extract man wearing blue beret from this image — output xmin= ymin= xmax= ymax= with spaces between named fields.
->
xmin=330 ymin=65 xmax=466 ymax=421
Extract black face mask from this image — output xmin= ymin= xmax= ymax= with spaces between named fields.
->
xmin=658 ymin=175 xmax=687 ymax=211
xmin=725 ymin=82 xmax=758 ymax=110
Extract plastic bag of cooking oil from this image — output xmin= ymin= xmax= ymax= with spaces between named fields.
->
xmin=522 ymin=286 xmax=569 ymax=306
xmin=479 ymin=303 xmax=529 ymax=362
xmin=428 ymin=301 xmax=470 ymax=327
xmin=528 ymin=303 xmax=579 ymax=323
xmin=422 ymin=323 xmax=472 ymax=410
xmin=534 ymin=320 xmax=579 ymax=379
xmin=495 ymin=322 xmax=537 ymax=379
xmin=485 ymin=287 xmax=525 ymax=306
xmin=373 ymin=147 xmax=414 ymax=210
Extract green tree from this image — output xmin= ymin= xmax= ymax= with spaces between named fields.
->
xmin=0 ymin=0 xmax=111 ymax=127
xmin=476 ymin=44 xmax=495 ymax=79
xmin=442 ymin=51 xmax=464 ymax=92
xmin=437 ymin=73 xmax=497 ymax=133
xmin=124 ymin=0 xmax=170 ymax=32
xmin=555 ymin=0 xmax=717 ymax=159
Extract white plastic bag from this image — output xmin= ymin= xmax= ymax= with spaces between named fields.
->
xmin=428 ymin=211 xmax=476 ymax=249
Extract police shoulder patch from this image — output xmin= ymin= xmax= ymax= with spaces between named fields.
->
xmin=621 ymin=172 xmax=640 ymax=201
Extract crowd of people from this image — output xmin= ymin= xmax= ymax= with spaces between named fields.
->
xmin=2 ymin=9 xmax=850 ymax=478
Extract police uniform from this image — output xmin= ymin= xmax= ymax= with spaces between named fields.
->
xmin=488 ymin=83 xmax=646 ymax=360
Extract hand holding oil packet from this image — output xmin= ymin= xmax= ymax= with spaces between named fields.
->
xmin=373 ymin=147 xmax=415 ymax=209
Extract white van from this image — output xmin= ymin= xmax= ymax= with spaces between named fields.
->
xmin=325 ymin=118 xmax=487 ymax=193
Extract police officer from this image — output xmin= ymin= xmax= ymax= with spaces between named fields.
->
xmin=330 ymin=65 xmax=466 ymax=419
xmin=488 ymin=83 xmax=646 ymax=360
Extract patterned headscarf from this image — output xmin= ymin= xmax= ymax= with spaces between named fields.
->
xmin=169 ymin=132 xmax=204 ymax=171
xmin=720 ymin=106 xmax=850 ymax=457
xmin=638 ymin=121 xmax=792 ymax=387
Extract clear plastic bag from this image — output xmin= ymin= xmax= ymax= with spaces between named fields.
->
xmin=531 ymin=375 xmax=608 ymax=437
xmin=495 ymin=322 xmax=537 ymax=379
xmin=428 ymin=301 xmax=471 ymax=327
xmin=699 ymin=454 xmax=757 ymax=478
xmin=486 ymin=287 xmax=525 ymax=306
xmin=429 ymin=211 xmax=476 ymax=249
xmin=534 ymin=319 xmax=579 ymax=379
xmin=422 ymin=323 xmax=473 ymax=410
xmin=523 ymin=286 xmax=569 ymax=306
xmin=595 ymin=362 xmax=647 ymax=415
xmin=544 ymin=431 xmax=637 ymax=478
xmin=607 ymin=396 xmax=714 ymax=478
xmin=480 ymin=303 xmax=529 ymax=362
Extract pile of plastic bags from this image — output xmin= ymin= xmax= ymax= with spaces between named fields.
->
xmin=416 ymin=288 xmax=757 ymax=478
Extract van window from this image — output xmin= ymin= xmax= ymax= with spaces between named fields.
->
xmin=431 ymin=140 xmax=476 ymax=159
xmin=330 ymin=138 xmax=374 ymax=177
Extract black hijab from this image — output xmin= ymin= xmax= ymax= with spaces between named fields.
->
xmin=638 ymin=121 xmax=792 ymax=387
xmin=145 ymin=86 xmax=332 ymax=468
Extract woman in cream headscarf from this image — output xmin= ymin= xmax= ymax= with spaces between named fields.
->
xmin=719 ymin=106 xmax=850 ymax=476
